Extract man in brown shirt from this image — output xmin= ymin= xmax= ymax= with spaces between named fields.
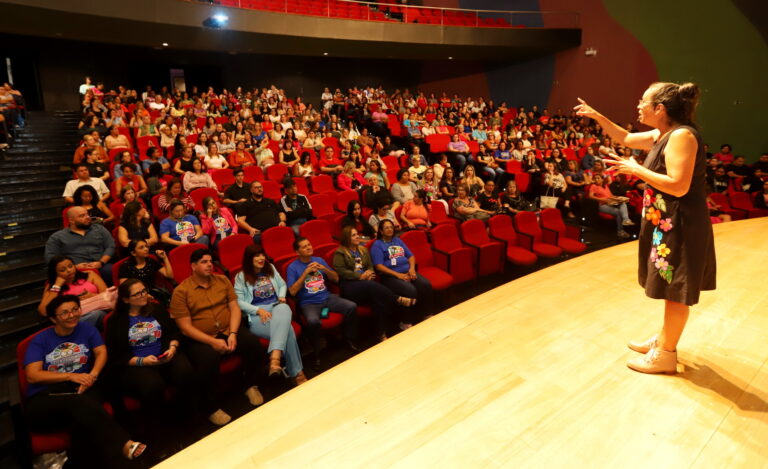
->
xmin=170 ymin=248 xmax=265 ymax=426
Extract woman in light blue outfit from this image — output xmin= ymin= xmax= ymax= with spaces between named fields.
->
xmin=234 ymin=244 xmax=307 ymax=385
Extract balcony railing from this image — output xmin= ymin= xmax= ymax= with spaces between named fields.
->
xmin=193 ymin=0 xmax=579 ymax=29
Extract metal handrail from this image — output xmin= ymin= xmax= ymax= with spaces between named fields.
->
xmin=195 ymin=0 xmax=579 ymax=29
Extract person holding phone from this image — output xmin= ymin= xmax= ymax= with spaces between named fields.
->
xmin=287 ymin=238 xmax=359 ymax=366
xmin=23 ymin=295 xmax=146 ymax=466
xmin=105 ymin=279 xmax=197 ymax=442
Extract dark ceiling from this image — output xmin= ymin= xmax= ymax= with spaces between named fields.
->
xmin=0 ymin=0 xmax=580 ymax=62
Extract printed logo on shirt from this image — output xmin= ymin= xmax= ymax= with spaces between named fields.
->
xmin=175 ymin=220 xmax=195 ymax=240
xmin=353 ymin=253 xmax=364 ymax=273
xmin=213 ymin=216 xmax=230 ymax=234
xmin=387 ymin=245 xmax=406 ymax=262
xmin=45 ymin=342 xmax=89 ymax=373
xmin=304 ymin=271 xmax=326 ymax=294
xmin=128 ymin=320 xmax=162 ymax=347
xmin=252 ymin=276 xmax=275 ymax=300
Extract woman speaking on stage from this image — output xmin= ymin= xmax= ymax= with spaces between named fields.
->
xmin=575 ymin=82 xmax=716 ymax=374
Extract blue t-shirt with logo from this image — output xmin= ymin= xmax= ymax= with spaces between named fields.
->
xmin=128 ymin=315 xmax=163 ymax=358
xmin=287 ymin=257 xmax=330 ymax=306
xmin=371 ymin=238 xmax=413 ymax=274
xmin=159 ymin=215 xmax=200 ymax=242
xmin=250 ymin=273 xmax=278 ymax=306
xmin=23 ymin=323 xmax=104 ymax=397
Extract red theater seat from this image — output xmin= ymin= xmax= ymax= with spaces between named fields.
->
xmin=487 ymin=215 xmax=537 ymax=266
xmin=514 ymin=211 xmax=563 ymax=258
xmin=539 ymin=208 xmax=587 ymax=254
xmin=429 ymin=224 xmax=476 ymax=284
xmin=459 ymin=219 xmax=505 ymax=275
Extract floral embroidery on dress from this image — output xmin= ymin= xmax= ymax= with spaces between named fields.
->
xmin=647 ymin=189 xmax=674 ymax=284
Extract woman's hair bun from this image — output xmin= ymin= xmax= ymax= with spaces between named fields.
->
xmin=678 ymin=82 xmax=700 ymax=102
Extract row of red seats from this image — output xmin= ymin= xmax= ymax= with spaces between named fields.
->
xmin=213 ymin=0 xmax=520 ymax=28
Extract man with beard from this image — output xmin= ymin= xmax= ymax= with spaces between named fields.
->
xmin=45 ymin=206 xmax=115 ymax=284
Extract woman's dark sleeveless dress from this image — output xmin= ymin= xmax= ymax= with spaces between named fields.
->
xmin=637 ymin=125 xmax=716 ymax=306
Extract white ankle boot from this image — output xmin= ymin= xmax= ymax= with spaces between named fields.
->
xmin=627 ymin=334 xmax=657 ymax=354
xmin=627 ymin=347 xmax=677 ymax=374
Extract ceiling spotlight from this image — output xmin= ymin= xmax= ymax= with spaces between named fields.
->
xmin=162 ymin=42 xmax=169 ymax=47
xmin=203 ymin=13 xmax=229 ymax=28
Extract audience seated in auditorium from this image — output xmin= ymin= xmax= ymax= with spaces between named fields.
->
xmin=370 ymin=220 xmax=432 ymax=330
xmin=105 ymin=279 xmax=198 ymax=443
xmin=158 ymin=178 xmax=195 ymax=214
xmin=334 ymin=226 xmax=416 ymax=342
xmin=169 ymin=249 xmax=266 ymax=426
xmin=287 ymin=238 xmax=360 ymax=364
xmin=199 ymin=196 xmax=237 ymax=249
xmin=234 ymin=244 xmax=306 ymax=385
xmin=587 ymin=173 xmax=633 ymax=238
xmin=63 ymin=164 xmax=111 ymax=204
xmin=73 ymin=185 xmax=115 ymax=227
xmin=159 ymin=201 xmax=209 ymax=249
xmin=45 ymin=206 xmax=115 ymax=281
xmin=24 ymin=295 xmax=147 ymax=466
xmin=38 ymin=256 xmax=110 ymax=328
xmin=280 ymin=178 xmax=313 ymax=234
xmin=236 ymin=180 xmax=287 ymax=242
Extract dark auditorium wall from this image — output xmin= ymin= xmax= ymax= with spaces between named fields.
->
xmin=7 ymin=34 xmax=423 ymax=111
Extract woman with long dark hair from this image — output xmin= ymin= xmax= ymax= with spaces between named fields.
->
xmin=38 ymin=255 xmax=108 ymax=327
xmin=233 ymin=244 xmax=306 ymax=385
xmin=341 ymin=200 xmax=374 ymax=239
xmin=118 ymin=201 xmax=158 ymax=249
xmin=106 ymin=279 xmax=197 ymax=440
xmin=73 ymin=185 xmax=114 ymax=226
xmin=576 ymin=82 xmax=716 ymax=374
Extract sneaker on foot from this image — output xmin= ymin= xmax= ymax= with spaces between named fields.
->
xmin=622 ymin=219 xmax=636 ymax=226
xmin=208 ymin=409 xmax=231 ymax=426
xmin=245 ymin=386 xmax=264 ymax=406
xmin=399 ymin=322 xmax=413 ymax=331
xmin=627 ymin=348 xmax=677 ymax=374
xmin=618 ymin=230 xmax=631 ymax=239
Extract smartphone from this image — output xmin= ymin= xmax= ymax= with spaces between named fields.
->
xmin=320 ymin=307 xmax=329 ymax=319
xmin=158 ymin=351 xmax=170 ymax=360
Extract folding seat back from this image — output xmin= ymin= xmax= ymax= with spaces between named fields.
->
xmin=218 ymin=234 xmax=254 ymax=273
xmin=168 ymin=243 xmax=209 ymax=283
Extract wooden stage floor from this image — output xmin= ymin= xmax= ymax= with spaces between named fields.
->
xmin=156 ymin=218 xmax=768 ymax=469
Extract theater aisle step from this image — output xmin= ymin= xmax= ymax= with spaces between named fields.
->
xmin=0 ymin=111 xmax=80 ymax=417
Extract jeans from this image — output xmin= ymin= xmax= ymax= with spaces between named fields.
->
xmin=599 ymin=203 xmax=630 ymax=232
xmin=300 ymin=294 xmax=358 ymax=353
xmin=247 ymin=302 xmax=303 ymax=378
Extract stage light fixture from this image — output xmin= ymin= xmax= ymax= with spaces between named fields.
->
xmin=203 ymin=13 xmax=229 ymax=29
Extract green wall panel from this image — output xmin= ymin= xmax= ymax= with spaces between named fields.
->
xmin=603 ymin=0 xmax=768 ymax=160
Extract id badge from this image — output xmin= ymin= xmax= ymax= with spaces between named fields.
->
xmin=391 ymin=258 xmax=397 ymax=266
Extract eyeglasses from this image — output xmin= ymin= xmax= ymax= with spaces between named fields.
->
xmin=129 ymin=288 xmax=149 ymax=298
xmin=56 ymin=305 xmax=82 ymax=318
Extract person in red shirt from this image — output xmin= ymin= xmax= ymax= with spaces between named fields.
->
xmin=319 ymin=146 xmax=343 ymax=176
xmin=713 ymin=144 xmax=733 ymax=165
xmin=227 ymin=140 xmax=256 ymax=168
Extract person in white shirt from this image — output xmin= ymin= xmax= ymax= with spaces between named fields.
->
xmin=63 ymin=165 xmax=110 ymax=204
